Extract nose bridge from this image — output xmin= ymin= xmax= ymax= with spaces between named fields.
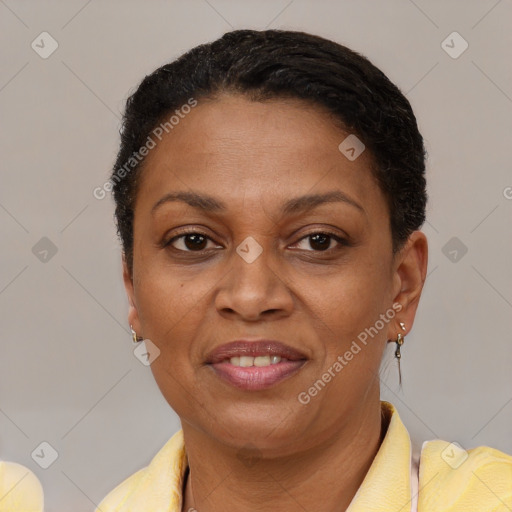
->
xmin=215 ymin=234 xmax=292 ymax=319
xmin=232 ymin=234 xmax=278 ymax=295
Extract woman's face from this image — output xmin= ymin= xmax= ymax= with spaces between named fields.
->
xmin=124 ymin=93 xmax=426 ymax=454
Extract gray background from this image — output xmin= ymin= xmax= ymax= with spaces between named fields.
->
xmin=1 ymin=1 xmax=511 ymax=510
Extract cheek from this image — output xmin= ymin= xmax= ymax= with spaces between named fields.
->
xmin=133 ymin=260 xmax=224 ymax=384
xmin=134 ymin=249 xmax=211 ymax=333
xmin=316 ymin=287 xmax=390 ymax=399
xmin=132 ymin=266 xmax=197 ymax=362
xmin=305 ymin=260 xmax=391 ymax=339
xmin=135 ymin=268 xmax=208 ymax=414
xmin=308 ymin=267 xmax=391 ymax=398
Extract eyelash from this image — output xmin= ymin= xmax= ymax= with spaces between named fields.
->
xmin=163 ymin=229 xmax=349 ymax=254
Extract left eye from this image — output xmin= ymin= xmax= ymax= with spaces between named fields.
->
xmin=166 ymin=232 xmax=220 ymax=252
xmin=292 ymin=232 xmax=347 ymax=252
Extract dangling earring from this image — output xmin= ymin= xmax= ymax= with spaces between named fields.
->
xmin=395 ymin=322 xmax=406 ymax=385
xmin=130 ymin=324 xmax=143 ymax=344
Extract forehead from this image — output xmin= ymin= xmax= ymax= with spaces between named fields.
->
xmin=136 ymin=94 xmax=384 ymax=215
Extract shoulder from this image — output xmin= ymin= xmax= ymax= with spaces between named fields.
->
xmin=0 ymin=460 xmax=44 ymax=512
xmin=96 ymin=429 xmax=186 ymax=511
xmin=95 ymin=466 xmax=148 ymax=511
xmin=418 ymin=440 xmax=512 ymax=511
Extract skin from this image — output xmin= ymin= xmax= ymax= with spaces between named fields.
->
xmin=123 ymin=93 xmax=428 ymax=512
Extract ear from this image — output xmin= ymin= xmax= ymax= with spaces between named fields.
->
xmin=387 ymin=231 xmax=428 ymax=341
xmin=122 ymin=254 xmax=141 ymax=335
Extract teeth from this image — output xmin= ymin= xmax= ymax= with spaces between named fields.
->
xmin=229 ymin=355 xmax=283 ymax=367
xmin=254 ymin=356 xmax=270 ymax=367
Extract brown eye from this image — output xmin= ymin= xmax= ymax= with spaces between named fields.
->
xmin=308 ymin=233 xmax=331 ymax=251
xmin=293 ymin=232 xmax=348 ymax=252
xmin=166 ymin=232 xmax=217 ymax=252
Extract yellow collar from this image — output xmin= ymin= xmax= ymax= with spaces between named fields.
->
xmin=345 ymin=400 xmax=413 ymax=511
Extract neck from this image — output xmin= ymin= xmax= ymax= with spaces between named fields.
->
xmin=181 ymin=397 xmax=388 ymax=512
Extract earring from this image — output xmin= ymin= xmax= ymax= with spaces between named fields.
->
xmin=130 ymin=325 xmax=143 ymax=344
xmin=395 ymin=322 xmax=406 ymax=385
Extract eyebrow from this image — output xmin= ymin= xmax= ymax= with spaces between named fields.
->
xmin=151 ymin=190 xmax=365 ymax=216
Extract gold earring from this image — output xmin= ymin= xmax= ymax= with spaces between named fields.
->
xmin=395 ymin=322 xmax=406 ymax=385
xmin=130 ymin=325 xmax=143 ymax=343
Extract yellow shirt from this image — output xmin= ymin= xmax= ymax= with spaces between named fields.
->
xmin=0 ymin=461 xmax=44 ymax=512
xmin=96 ymin=401 xmax=512 ymax=511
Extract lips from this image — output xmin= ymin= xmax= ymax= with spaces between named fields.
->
xmin=205 ymin=340 xmax=308 ymax=391
xmin=205 ymin=340 xmax=308 ymax=364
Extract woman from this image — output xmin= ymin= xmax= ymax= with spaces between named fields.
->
xmin=97 ymin=29 xmax=512 ymax=511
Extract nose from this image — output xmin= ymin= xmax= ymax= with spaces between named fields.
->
xmin=214 ymin=239 xmax=294 ymax=322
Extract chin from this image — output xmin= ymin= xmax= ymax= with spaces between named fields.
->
xmin=213 ymin=411 xmax=306 ymax=451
